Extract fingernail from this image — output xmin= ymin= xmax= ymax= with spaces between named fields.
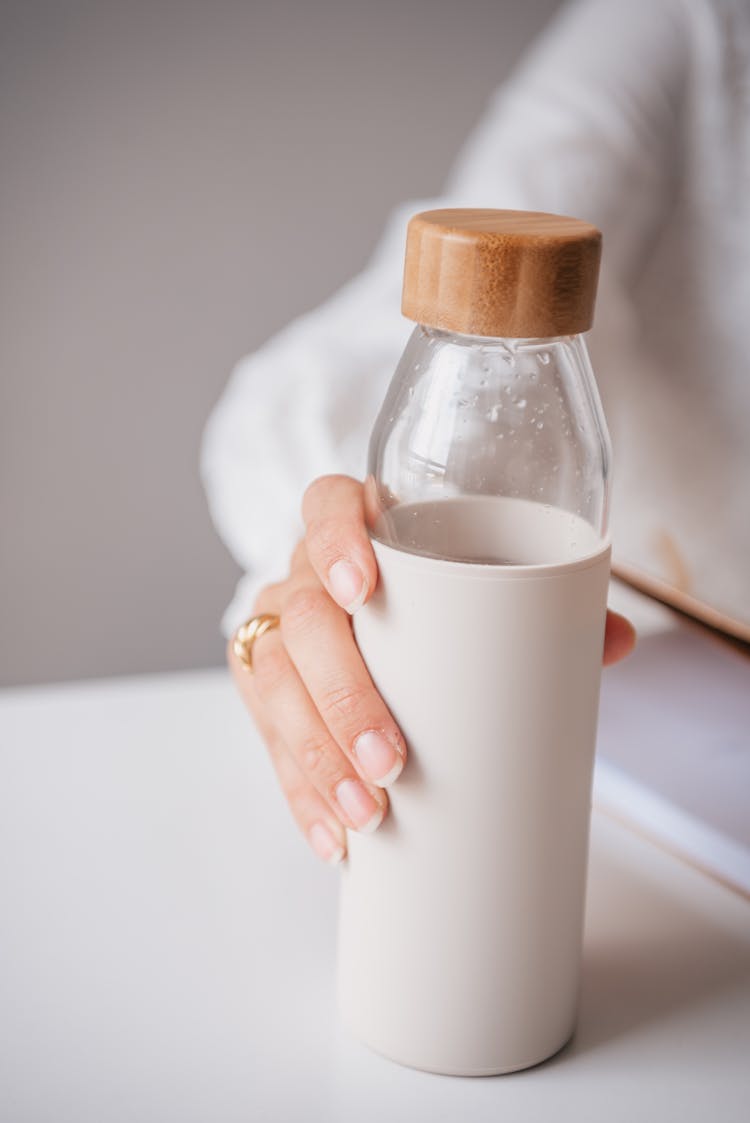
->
xmin=335 ymin=778 xmax=384 ymax=833
xmin=354 ymin=730 xmax=403 ymax=788
xmin=308 ymin=821 xmax=345 ymax=865
xmin=328 ymin=559 xmax=368 ymax=614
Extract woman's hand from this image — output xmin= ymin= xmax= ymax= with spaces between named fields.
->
xmin=229 ymin=475 xmax=636 ymax=865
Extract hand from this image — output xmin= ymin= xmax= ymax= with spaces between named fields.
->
xmin=229 ymin=475 xmax=636 ymax=865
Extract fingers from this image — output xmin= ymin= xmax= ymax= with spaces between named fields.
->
xmin=232 ymin=626 xmax=388 ymax=835
xmin=603 ymin=609 xmax=637 ymax=666
xmin=279 ymin=755 xmax=348 ymax=866
xmin=229 ymin=641 xmax=348 ymax=864
xmin=302 ymin=475 xmax=378 ymax=613
xmin=230 ymin=560 xmax=397 ymax=867
xmin=234 ymin=516 xmax=635 ymax=880
xmin=281 ymin=582 xmax=406 ymax=787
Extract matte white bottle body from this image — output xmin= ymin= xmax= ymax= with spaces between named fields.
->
xmin=339 ymin=497 xmax=611 ymax=1075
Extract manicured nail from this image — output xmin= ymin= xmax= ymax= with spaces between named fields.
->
xmin=308 ymin=821 xmax=345 ymax=865
xmin=335 ymin=778 xmax=384 ymax=833
xmin=328 ymin=559 xmax=368 ymax=614
xmin=354 ymin=730 xmax=403 ymax=788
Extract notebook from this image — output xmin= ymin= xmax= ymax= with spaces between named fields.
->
xmin=594 ymin=580 xmax=750 ymax=897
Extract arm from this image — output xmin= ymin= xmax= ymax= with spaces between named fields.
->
xmin=202 ymin=0 xmax=689 ymax=635
xmin=201 ymin=246 xmax=415 ymax=633
xmin=445 ymin=0 xmax=689 ymax=286
xmin=198 ymin=0 xmax=687 ymax=633
xmin=206 ymin=0 xmax=693 ymax=862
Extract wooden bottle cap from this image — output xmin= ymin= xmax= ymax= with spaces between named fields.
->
xmin=402 ymin=209 xmax=602 ymax=338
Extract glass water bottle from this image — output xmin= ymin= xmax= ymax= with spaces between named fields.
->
xmin=338 ymin=209 xmax=612 ymax=1076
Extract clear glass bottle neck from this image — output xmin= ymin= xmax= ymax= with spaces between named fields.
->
xmin=366 ymin=324 xmax=611 ymax=565
xmin=416 ymin=324 xmax=574 ymax=348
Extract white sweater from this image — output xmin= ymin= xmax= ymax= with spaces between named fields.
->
xmin=202 ymin=0 xmax=750 ymax=635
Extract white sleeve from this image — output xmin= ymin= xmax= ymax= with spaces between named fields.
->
xmin=200 ymin=204 xmax=424 ymax=634
xmin=202 ymin=0 xmax=688 ymax=635
xmin=443 ymin=0 xmax=688 ymax=285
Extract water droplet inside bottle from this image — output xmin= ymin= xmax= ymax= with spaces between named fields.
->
xmin=517 ymin=398 xmax=527 ymax=409
xmin=536 ymin=420 xmax=544 ymax=430
xmin=539 ymin=351 xmax=551 ymax=365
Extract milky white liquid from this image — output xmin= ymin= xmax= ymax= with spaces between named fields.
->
xmin=372 ymin=494 xmax=603 ymax=565
xmin=339 ymin=496 xmax=610 ymax=1075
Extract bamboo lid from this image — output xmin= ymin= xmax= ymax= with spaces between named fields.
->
xmin=402 ymin=209 xmax=602 ymax=338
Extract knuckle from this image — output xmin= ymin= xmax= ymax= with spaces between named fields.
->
xmin=264 ymin=728 xmax=287 ymax=763
xmin=282 ymin=585 xmax=328 ymax=636
xmin=301 ymin=476 xmax=333 ymax=519
xmin=305 ymin=515 xmax=346 ymax=566
xmin=319 ymin=679 xmax=370 ymax=726
xmin=252 ymin=581 xmax=283 ymax=615
xmin=289 ymin=539 xmax=309 ymax=574
xmin=296 ymin=731 xmax=337 ymax=781
xmin=250 ymin=642 xmax=290 ymax=698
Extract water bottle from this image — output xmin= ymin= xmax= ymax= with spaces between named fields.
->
xmin=338 ymin=209 xmax=611 ymax=1075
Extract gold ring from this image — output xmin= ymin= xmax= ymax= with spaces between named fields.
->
xmin=232 ymin=613 xmax=281 ymax=672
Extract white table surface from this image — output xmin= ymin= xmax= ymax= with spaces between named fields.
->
xmin=1 ymin=669 xmax=748 ymax=1123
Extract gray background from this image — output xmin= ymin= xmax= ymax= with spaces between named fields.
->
xmin=1 ymin=0 xmax=561 ymax=687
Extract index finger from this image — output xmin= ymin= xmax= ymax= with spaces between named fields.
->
xmin=302 ymin=475 xmax=378 ymax=614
